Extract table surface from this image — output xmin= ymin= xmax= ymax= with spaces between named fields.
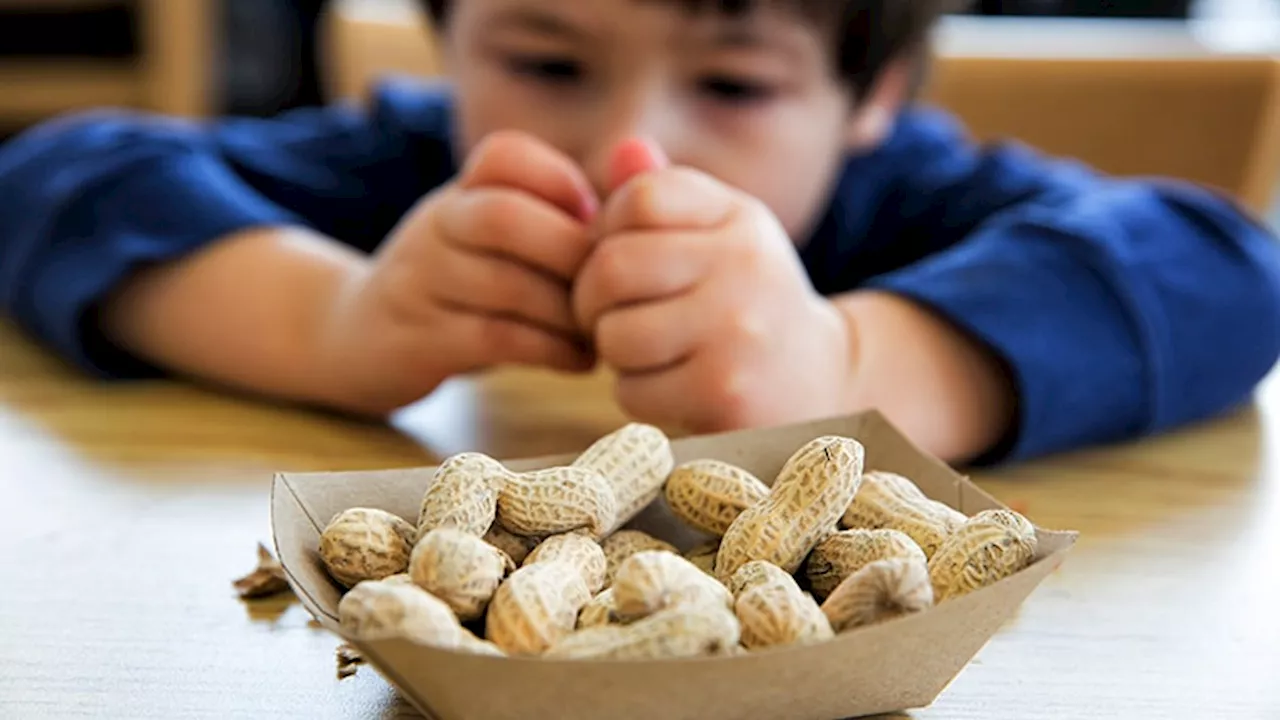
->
xmin=2 ymin=317 xmax=1279 ymax=720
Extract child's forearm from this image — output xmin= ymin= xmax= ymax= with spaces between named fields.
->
xmin=98 ymin=226 xmax=370 ymax=410
xmin=831 ymin=290 xmax=1016 ymax=463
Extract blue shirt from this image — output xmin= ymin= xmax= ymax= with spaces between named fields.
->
xmin=2 ymin=80 xmax=1279 ymax=463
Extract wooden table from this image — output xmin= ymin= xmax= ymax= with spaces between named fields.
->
xmin=1 ymin=317 xmax=1278 ymax=719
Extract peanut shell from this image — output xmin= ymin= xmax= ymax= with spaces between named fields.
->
xmin=409 ymin=528 xmax=514 ymax=621
xmin=417 ymin=452 xmax=507 ymax=539
xmin=524 ymin=531 xmax=608 ymax=595
xmin=483 ymin=524 xmax=538 ymax=565
xmin=337 ymin=579 xmax=464 ymax=649
xmin=665 ymin=459 xmax=770 ymax=536
xmin=577 ymin=587 xmax=617 ymax=629
xmin=821 ymin=556 xmax=934 ymax=632
xmin=319 ymin=508 xmax=416 ymax=588
xmin=928 ymin=512 xmax=1037 ymax=601
xmin=572 ymin=423 xmax=674 ymax=534
xmin=841 ymin=470 xmax=966 ymax=558
xmin=716 ymin=436 xmax=865 ymax=583
xmin=726 ymin=560 xmax=794 ymax=598
xmin=684 ymin=541 xmax=720 ymax=577
xmin=601 ymin=530 xmax=679 ymax=587
xmin=611 ymin=550 xmax=733 ymax=623
xmin=804 ymin=528 xmax=927 ymax=600
xmin=485 ymin=560 xmax=592 ymax=656
xmin=734 ymin=571 xmax=833 ymax=649
xmin=496 ymin=465 xmax=619 ymax=540
xmin=546 ymin=604 xmax=741 ymax=660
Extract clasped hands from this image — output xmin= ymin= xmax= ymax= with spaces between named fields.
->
xmin=325 ymin=131 xmax=854 ymax=432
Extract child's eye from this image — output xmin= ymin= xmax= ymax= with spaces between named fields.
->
xmin=699 ymin=76 xmax=776 ymax=104
xmin=505 ymin=55 xmax=584 ymax=84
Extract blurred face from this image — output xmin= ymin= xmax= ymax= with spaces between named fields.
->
xmin=438 ymin=0 xmax=892 ymax=243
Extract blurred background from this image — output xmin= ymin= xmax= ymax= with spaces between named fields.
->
xmin=0 ymin=0 xmax=1277 ymax=226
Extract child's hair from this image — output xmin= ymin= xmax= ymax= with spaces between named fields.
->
xmin=418 ymin=0 xmax=957 ymax=100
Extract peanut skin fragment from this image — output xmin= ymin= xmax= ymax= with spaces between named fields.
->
xmin=804 ymin=528 xmax=927 ymax=600
xmin=611 ymin=550 xmax=734 ymax=623
xmin=665 ymin=459 xmax=770 ymax=537
xmin=821 ymin=557 xmax=934 ymax=632
xmin=320 ymin=508 xmax=417 ymax=588
xmin=572 ymin=423 xmax=675 ymax=534
xmin=601 ymin=530 xmax=679 ymax=587
xmin=546 ymin=604 xmax=741 ymax=660
xmin=496 ymin=465 xmax=619 ymax=540
xmin=716 ymin=436 xmax=865 ymax=583
xmin=409 ymin=528 xmax=514 ymax=621
xmin=840 ymin=470 xmax=966 ymax=558
xmin=417 ymin=452 xmax=508 ymax=540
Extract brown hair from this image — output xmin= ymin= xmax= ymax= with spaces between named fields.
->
xmin=418 ymin=0 xmax=959 ymax=99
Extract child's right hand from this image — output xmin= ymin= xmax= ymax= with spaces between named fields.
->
xmin=316 ymin=131 xmax=601 ymax=415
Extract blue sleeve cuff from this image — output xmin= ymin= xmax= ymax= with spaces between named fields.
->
xmin=12 ymin=152 xmax=300 ymax=379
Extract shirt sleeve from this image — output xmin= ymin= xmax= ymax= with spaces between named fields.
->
xmin=0 ymin=79 xmax=459 ymax=379
xmin=810 ymin=108 xmax=1280 ymax=462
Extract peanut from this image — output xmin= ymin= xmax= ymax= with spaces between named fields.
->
xmin=572 ymin=423 xmax=675 ymax=534
xmin=726 ymin=560 xmax=794 ymax=597
xmin=733 ymin=567 xmax=833 ymax=649
xmin=484 ymin=560 xmax=592 ymax=656
xmin=821 ymin=556 xmax=934 ymax=632
xmin=483 ymin=524 xmax=538 ymax=566
xmin=545 ymin=604 xmax=741 ymax=660
xmin=600 ymin=530 xmax=679 ymax=587
xmin=804 ymin=528 xmax=927 ymax=600
xmin=611 ymin=550 xmax=733 ymax=623
xmin=716 ymin=436 xmax=865 ymax=583
xmin=337 ymin=578 xmax=503 ymax=655
xmin=524 ymin=531 xmax=608 ymax=595
xmin=841 ymin=470 xmax=967 ymax=558
xmin=416 ymin=452 xmax=507 ymax=539
xmin=338 ymin=578 xmax=461 ymax=644
xmin=928 ymin=510 xmax=1037 ymax=601
xmin=496 ymin=465 xmax=618 ymax=540
xmin=664 ymin=459 xmax=770 ymax=537
xmin=684 ymin=541 xmax=720 ymax=577
xmin=409 ymin=528 xmax=514 ymax=621
xmin=577 ymin=587 xmax=617 ymax=629
xmin=320 ymin=508 xmax=417 ymax=588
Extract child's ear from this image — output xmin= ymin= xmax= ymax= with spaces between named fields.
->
xmin=844 ymin=57 xmax=913 ymax=152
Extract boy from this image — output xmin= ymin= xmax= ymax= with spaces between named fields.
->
xmin=0 ymin=0 xmax=1278 ymax=466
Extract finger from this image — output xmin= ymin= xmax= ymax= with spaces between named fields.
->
xmin=608 ymin=136 xmax=669 ymax=195
xmin=439 ymin=187 xmax=595 ymax=281
xmin=595 ymin=295 xmax=704 ymax=373
xmin=450 ymin=312 xmax=595 ymax=374
xmin=429 ymin=246 xmax=578 ymax=335
xmin=600 ymin=167 xmax=736 ymax=235
xmin=573 ymin=229 xmax=716 ymax=331
xmin=461 ymin=130 xmax=599 ymax=223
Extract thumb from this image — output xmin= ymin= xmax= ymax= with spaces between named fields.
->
xmin=608 ymin=137 xmax=669 ymax=195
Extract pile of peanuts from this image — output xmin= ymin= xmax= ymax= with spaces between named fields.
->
xmin=319 ymin=424 xmax=1038 ymax=660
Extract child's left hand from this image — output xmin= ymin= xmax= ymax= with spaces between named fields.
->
xmin=572 ymin=139 xmax=855 ymax=433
